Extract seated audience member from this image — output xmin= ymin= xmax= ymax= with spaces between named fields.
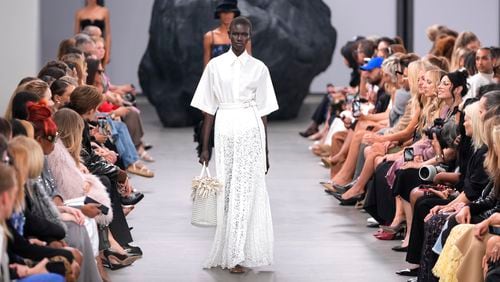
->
xmin=454 ymin=31 xmax=481 ymax=52
xmin=85 ymin=59 xmax=155 ymax=173
xmin=74 ymin=33 xmax=97 ymax=57
xmin=7 ymin=136 xmax=81 ymax=281
xmin=426 ymin=24 xmax=458 ymax=54
xmin=50 ymin=76 xmax=77 ymax=110
xmin=27 ymin=102 xmax=104 ymax=281
xmin=57 ymin=38 xmax=76 ymax=60
xmin=0 ymin=149 xmax=65 ymax=282
xmin=432 ymin=115 xmax=500 ymax=282
xmin=82 ymin=25 xmax=103 ymax=38
xmin=465 ymin=47 xmax=495 ymax=99
xmin=65 ymin=86 xmax=144 ymax=263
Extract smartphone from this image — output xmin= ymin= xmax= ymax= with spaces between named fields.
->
xmin=96 ymin=115 xmax=108 ymax=135
xmin=404 ymin=147 xmax=414 ymax=162
xmin=489 ymin=225 xmax=500 ymax=236
xmin=84 ymin=196 xmax=109 ymax=215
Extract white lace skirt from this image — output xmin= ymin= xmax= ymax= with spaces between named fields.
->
xmin=203 ymin=106 xmax=274 ymax=269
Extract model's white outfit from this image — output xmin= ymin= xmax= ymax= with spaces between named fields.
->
xmin=191 ymin=49 xmax=278 ymax=269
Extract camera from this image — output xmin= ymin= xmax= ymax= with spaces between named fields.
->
xmin=423 ymin=118 xmax=447 ymax=147
xmin=419 ymin=165 xmax=446 ymax=181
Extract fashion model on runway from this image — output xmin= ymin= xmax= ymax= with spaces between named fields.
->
xmin=191 ymin=16 xmax=278 ymax=274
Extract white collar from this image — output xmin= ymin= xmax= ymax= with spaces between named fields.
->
xmin=227 ymin=48 xmax=250 ymax=66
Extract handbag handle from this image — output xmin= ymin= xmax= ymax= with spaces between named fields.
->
xmin=199 ymin=162 xmax=212 ymax=178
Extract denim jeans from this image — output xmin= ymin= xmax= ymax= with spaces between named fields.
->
xmin=109 ymin=119 xmax=138 ymax=167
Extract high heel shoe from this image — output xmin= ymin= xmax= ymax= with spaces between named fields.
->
xmin=332 ymin=179 xmax=358 ymax=193
xmin=101 ymin=249 xmax=139 ymax=270
xmin=379 ymin=222 xmax=406 ymax=233
xmin=320 ymin=157 xmax=332 ymax=168
xmin=333 ymin=192 xmax=365 ymax=206
xmin=299 ymin=128 xmax=318 ymax=138
xmin=374 ymin=228 xmax=405 ymax=240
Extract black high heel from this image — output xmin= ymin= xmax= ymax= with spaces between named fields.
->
xmin=101 ymin=249 xmax=139 ymax=270
xmin=333 ymin=192 xmax=365 ymax=206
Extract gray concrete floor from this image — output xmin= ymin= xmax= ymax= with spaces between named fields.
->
xmin=108 ymin=96 xmax=409 ymax=282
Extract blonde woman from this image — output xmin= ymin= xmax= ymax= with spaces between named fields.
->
xmin=0 ymin=149 xmax=65 ymax=282
xmin=330 ymin=54 xmax=403 ymax=196
xmin=333 ymin=57 xmax=422 ymax=202
xmin=8 ymin=136 xmax=81 ymax=280
xmin=50 ymin=108 xmax=140 ymax=272
xmin=431 ymin=116 xmax=500 ymax=282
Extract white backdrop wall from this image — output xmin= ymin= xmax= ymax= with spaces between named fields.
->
xmin=0 ymin=1 xmax=40 ymax=114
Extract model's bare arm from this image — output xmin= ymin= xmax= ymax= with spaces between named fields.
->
xmin=199 ymin=113 xmax=215 ymax=165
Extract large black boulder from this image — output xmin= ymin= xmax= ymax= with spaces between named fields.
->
xmin=139 ymin=0 xmax=336 ymax=127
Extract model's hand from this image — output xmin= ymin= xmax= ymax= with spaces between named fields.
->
xmin=199 ymin=150 xmax=210 ymax=165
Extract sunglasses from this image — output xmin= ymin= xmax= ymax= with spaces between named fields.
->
xmin=45 ymin=132 xmax=60 ymax=144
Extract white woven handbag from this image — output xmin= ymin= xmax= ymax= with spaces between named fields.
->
xmin=191 ymin=163 xmax=221 ymax=227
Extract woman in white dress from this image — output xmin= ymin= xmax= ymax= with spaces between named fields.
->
xmin=191 ymin=17 xmax=278 ymax=273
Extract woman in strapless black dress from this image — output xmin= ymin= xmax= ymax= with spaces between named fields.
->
xmin=74 ymin=0 xmax=111 ymax=65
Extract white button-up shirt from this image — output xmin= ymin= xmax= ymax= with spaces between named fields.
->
xmin=191 ymin=49 xmax=279 ymax=117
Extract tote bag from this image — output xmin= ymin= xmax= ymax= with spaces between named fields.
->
xmin=191 ymin=163 xmax=221 ymax=227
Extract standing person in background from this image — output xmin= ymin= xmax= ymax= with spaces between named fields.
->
xmin=203 ymin=0 xmax=251 ymax=67
xmin=191 ymin=17 xmax=278 ymax=273
xmin=75 ymin=0 xmax=111 ymax=65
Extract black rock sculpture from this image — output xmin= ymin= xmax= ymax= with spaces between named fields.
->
xmin=139 ymin=0 xmax=336 ymax=127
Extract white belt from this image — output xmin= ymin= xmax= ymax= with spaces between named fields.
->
xmin=218 ymin=101 xmax=257 ymax=110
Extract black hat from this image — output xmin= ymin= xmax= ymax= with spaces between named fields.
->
xmin=214 ymin=0 xmax=240 ymax=19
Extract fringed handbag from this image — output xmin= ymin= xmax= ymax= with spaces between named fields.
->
xmin=191 ymin=163 xmax=221 ymax=227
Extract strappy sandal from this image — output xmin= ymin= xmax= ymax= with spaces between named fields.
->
xmin=127 ymin=163 xmax=154 ymax=178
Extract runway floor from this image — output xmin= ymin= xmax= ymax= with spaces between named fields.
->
xmin=108 ymin=95 xmax=408 ymax=282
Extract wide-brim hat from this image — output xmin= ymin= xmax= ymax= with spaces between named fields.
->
xmin=214 ymin=0 xmax=241 ymax=19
